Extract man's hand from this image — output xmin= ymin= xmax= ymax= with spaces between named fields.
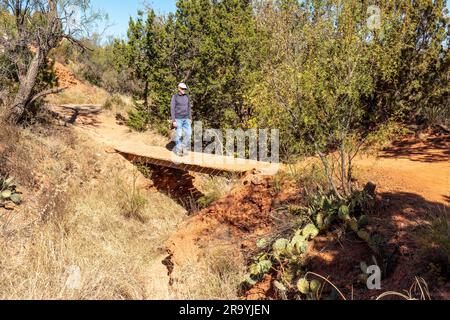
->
xmin=172 ymin=121 xmax=178 ymax=128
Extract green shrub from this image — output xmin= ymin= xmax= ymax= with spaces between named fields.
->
xmin=127 ymin=100 xmax=150 ymax=132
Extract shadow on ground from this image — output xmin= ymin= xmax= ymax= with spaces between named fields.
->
xmin=165 ymin=141 xmax=176 ymax=151
xmin=380 ymin=135 xmax=450 ymax=163
xmin=50 ymin=105 xmax=102 ymax=127
xmin=145 ymin=164 xmax=204 ymax=213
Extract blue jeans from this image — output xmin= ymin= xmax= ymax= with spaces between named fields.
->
xmin=174 ymin=119 xmax=192 ymax=152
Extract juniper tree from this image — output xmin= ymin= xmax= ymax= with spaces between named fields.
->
xmin=251 ymin=0 xmax=449 ymax=197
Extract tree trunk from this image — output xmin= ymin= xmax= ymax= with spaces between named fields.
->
xmin=7 ymin=48 xmax=43 ymax=123
xmin=7 ymin=0 xmax=59 ymax=124
xmin=143 ymin=80 xmax=149 ymax=109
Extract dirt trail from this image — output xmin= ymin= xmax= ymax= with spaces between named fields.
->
xmin=49 ymin=104 xmax=169 ymax=147
xmin=356 ymin=136 xmax=450 ymax=205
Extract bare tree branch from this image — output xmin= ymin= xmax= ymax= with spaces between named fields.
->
xmin=29 ymin=86 xmax=68 ymax=104
xmin=2 ymin=0 xmax=103 ymax=123
xmin=63 ymin=34 xmax=92 ymax=52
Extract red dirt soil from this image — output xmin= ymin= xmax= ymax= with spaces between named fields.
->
xmin=165 ymin=174 xmax=299 ymax=293
xmin=54 ymin=61 xmax=80 ymax=88
xmin=355 ymin=133 xmax=449 ymax=205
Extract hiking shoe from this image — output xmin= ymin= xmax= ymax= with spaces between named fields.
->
xmin=173 ymin=149 xmax=183 ymax=157
xmin=182 ymin=147 xmax=190 ymax=156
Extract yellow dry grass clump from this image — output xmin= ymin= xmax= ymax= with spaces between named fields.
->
xmin=170 ymin=245 xmax=247 ymax=300
xmin=46 ymin=83 xmax=109 ymax=106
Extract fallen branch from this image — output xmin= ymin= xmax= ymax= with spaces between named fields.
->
xmin=29 ymin=87 xmax=68 ymax=104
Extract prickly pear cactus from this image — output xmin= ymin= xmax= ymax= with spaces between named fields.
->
xmin=297 ymin=278 xmax=310 ymax=294
xmin=256 ymin=238 xmax=268 ymax=249
xmin=310 ymin=280 xmax=321 ymax=294
xmin=338 ymin=205 xmax=350 ymax=221
xmin=358 ymin=215 xmax=369 ymax=228
xmin=348 ymin=218 xmax=359 ymax=232
xmin=246 ymin=186 xmax=378 ymax=297
xmin=291 ymin=234 xmax=308 ymax=254
xmin=249 ymin=259 xmax=272 ymax=276
xmin=302 ymin=224 xmax=319 ymax=240
xmin=0 ymin=175 xmax=22 ymax=208
xmin=272 ymin=238 xmax=290 ymax=258
xmin=357 ymin=230 xmax=371 ymax=242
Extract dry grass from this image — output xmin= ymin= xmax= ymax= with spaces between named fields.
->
xmin=0 ymin=122 xmax=186 ymax=299
xmin=0 ymin=112 xmax=249 ymax=300
xmin=196 ymin=174 xmax=240 ymax=208
xmin=46 ymin=84 xmax=109 ymax=106
xmin=171 ymin=245 xmax=247 ymax=300
xmin=102 ymin=94 xmax=134 ymax=115
xmin=376 ymin=277 xmax=432 ymax=300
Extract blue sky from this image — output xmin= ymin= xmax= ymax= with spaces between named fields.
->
xmin=91 ymin=0 xmax=177 ymax=39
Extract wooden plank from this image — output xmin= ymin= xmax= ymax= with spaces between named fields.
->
xmin=114 ymin=141 xmax=279 ymax=176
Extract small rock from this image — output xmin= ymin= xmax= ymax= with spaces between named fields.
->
xmin=271 ymin=199 xmax=281 ymax=207
xmin=251 ymin=175 xmax=264 ymax=185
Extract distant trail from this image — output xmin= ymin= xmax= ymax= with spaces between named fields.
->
xmin=50 ymin=104 xmax=449 ymax=205
xmin=355 ymin=135 xmax=449 ymax=205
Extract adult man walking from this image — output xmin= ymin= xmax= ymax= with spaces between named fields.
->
xmin=171 ymin=83 xmax=192 ymax=156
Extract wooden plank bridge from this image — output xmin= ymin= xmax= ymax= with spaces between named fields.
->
xmin=114 ymin=141 xmax=280 ymax=176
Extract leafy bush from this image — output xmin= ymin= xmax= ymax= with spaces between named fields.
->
xmin=127 ymin=100 xmax=150 ymax=132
